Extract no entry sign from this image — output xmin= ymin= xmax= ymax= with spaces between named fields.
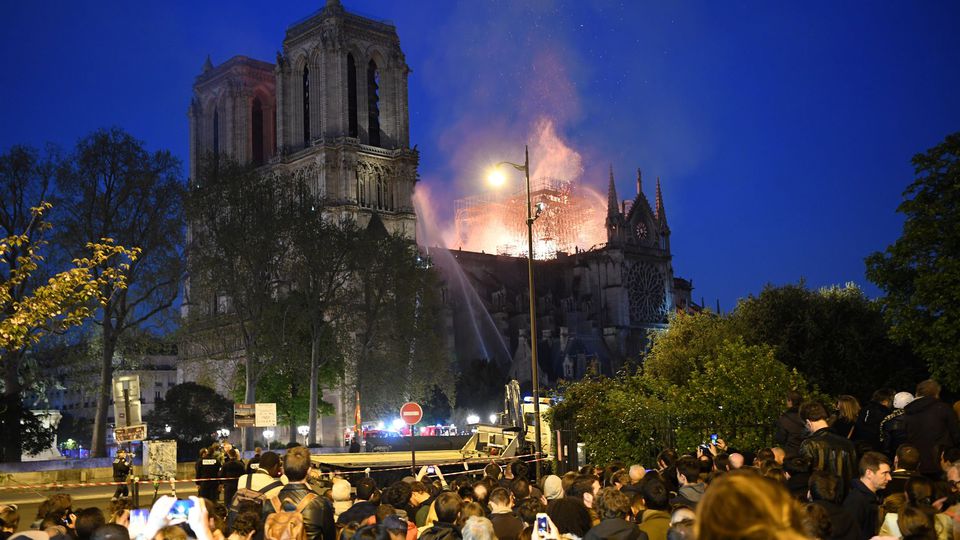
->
xmin=400 ymin=402 xmax=423 ymax=425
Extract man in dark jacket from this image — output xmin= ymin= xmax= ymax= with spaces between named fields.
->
xmin=262 ymin=446 xmax=335 ymax=540
xmin=418 ymin=492 xmax=463 ymax=540
xmin=878 ymin=444 xmax=921 ymax=499
xmin=800 ymin=402 xmax=858 ymax=500
xmin=220 ymin=449 xmax=247 ymax=506
xmin=111 ymin=449 xmax=132 ymax=500
xmin=487 ymin=488 xmax=523 ymax=540
xmin=842 ymin=452 xmax=891 ymax=540
xmin=903 ymin=379 xmax=960 ymax=477
xmin=584 ymin=488 xmax=647 ymax=540
xmin=776 ymin=391 xmax=807 ymax=457
xmin=879 ymin=392 xmax=913 ymax=459
xmin=853 ymin=389 xmax=893 ymax=452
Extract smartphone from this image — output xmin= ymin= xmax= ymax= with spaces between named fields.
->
xmin=167 ymin=499 xmax=194 ymax=524
xmin=128 ymin=508 xmax=149 ymax=538
xmin=536 ymin=513 xmax=551 ymax=536
xmin=426 ymin=466 xmax=436 ymax=474
xmin=710 ymin=434 xmax=718 ymax=445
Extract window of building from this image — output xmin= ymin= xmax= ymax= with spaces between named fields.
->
xmin=347 ymin=54 xmax=358 ymax=138
xmin=252 ymin=97 xmax=264 ymax=164
xmin=302 ymin=66 xmax=311 ymax=144
xmin=367 ymin=60 xmax=380 ymax=147
xmin=357 ymin=172 xmax=365 ymax=207
xmin=213 ymin=108 xmax=220 ymax=158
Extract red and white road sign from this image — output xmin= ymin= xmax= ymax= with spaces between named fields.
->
xmin=400 ymin=402 xmax=423 ymax=425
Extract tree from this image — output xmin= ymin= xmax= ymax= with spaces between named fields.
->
xmin=866 ymin=132 xmax=960 ymax=390
xmin=146 ymin=382 xmax=233 ymax=456
xmin=2 ymin=144 xmax=137 ymax=461
xmin=184 ymin=157 xmax=296 ymax=449
xmin=55 ymin=128 xmax=184 ymax=457
xmin=727 ymin=282 xmax=924 ymax=398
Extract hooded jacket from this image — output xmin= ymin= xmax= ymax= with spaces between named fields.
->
xmin=669 ymin=483 xmax=706 ymax=509
xmin=776 ymin=407 xmax=807 ymax=456
xmin=418 ymin=522 xmax=462 ymax=540
xmin=903 ymin=396 xmax=960 ymax=475
xmin=584 ymin=518 xmax=648 ymax=540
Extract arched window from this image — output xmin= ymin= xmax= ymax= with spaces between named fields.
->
xmin=252 ymin=97 xmax=264 ymax=164
xmin=213 ymin=108 xmax=220 ymax=158
xmin=347 ymin=54 xmax=358 ymax=138
xmin=367 ymin=60 xmax=380 ymax=147
xmin=357 ymin=172 xmax=365 ymax=207
xmin=302 ymin=66 xmax=311 ymax=144
xmin=376 ymin=176 xmax=384 ymax=209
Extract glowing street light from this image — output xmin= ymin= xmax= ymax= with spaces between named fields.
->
xmin=466 ymin=414 xmax=480 ymax=425
xmin=488 ymin=145 xmax=545 ymax=481
xmin=488 ymin=413 xmax=498 ymax=424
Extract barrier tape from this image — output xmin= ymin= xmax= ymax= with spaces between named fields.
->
xmin=0 ymin=453 xmax=549 ymax=491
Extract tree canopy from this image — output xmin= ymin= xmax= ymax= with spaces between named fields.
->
xmin=866 ymin=132 xmax=960 ymax=390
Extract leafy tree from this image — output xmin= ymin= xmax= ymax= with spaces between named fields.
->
xmin=728 ymin=282 xmax=923 ymax=398
xmin=146 ymin=382 xmax=233 ymax=447
xmin=54 ymin=128 xmax=183 ymax=457
xmin=184 ymin=157 xmax=294 ymax=449
xmin=866 ymin=132 xmax=960 ymax=390
xmin=551 ymin=312 xmax=809 ymax=465
xmin=2 ymin=143 xmax=137 ymax=461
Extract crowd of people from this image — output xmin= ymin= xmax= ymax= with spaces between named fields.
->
xmin=2 ymin=378 xmax=959 ymax=540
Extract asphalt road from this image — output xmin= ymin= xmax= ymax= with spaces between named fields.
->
xmin=4 ymin=483 xmax=200 ymax=534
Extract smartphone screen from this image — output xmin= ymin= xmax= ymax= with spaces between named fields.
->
xmin=710 ymin=434 xmax=718 ymax=444
xmin=427 ymin=466 xmax=436 ymax=474
xmin=129 ymin=508 xmax=149 ymax=538
xmin=168 ymin=499 xmax=194 ymax=524
xmin=536 ymin=514 xmax=550 ymax=535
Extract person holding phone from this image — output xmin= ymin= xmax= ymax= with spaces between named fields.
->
xmin=112 ymin=449 xmax=132 ymax=501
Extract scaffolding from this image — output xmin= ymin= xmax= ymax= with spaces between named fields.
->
xmin=454 ymin=177 xmax=603 ymax=259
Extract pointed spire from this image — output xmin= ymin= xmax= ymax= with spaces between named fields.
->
xmin=636 ymin=168 xmax=643 ymax=196
xmin=202 ymin=55 xmax=213 ymax=73
xmin=607 ymin=165 xmax=619 ymax=218
xmin=655 ymin=176 xmax=667 ymax=225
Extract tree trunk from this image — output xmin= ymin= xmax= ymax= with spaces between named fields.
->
xmin=1 ymin=353 xmax=24 ymax=462
xmin=244 ymin=354 xmax=256 ymax=452
xmin=91 ymin=319 xmax=116 ymax=457
xmin=308 ymin=332 xmax=319 ymax=446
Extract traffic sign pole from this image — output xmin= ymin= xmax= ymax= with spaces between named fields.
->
xmin=400 ymin=402 xmax=423 ymax=475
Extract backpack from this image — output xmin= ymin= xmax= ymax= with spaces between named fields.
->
xmin=230 ymin=474 xmax=284 ymax=512
xmin=264 ymin=493 xmax=317 ymax=540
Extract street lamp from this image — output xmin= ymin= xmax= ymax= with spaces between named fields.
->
xmin=488 ymin=144 xmax=545 ymax=481
xmin=297 ymin=425 xmax=309 ymax=445
xmin=263 ymin=430 xmax=274 ymax=448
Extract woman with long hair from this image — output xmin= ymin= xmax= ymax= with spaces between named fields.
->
xmin=832 ymin=395 xmax=860 ymax=439
xmin=695 ymin=469 xmax=808 ymax=540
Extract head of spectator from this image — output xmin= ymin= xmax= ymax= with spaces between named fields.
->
xmin=728 ymin=453 xmax=745 ymax=469
xmin=800 ymin=402 xmax=831 ymax=433
xmin=560 ymin=472 xmax=578 ymax=495
xmin=381 ymin=482 xmax=412 ymax=511
xmin=836 ymin=395 xmax=861 ymax=425
xmin=657 ymin=449 xmax=678 ymax=470
xmin=696 ymin=470 xmax=807 ymax=540
xmin=894 ymin=392 xmax=915 ymax=410
xmin=36 ymin=495 xmax=72 ymax=523
xmin=282 ymin=446 xmax=312 ymax=482
xmin=515 ymin=497 xmax=544 ymax=526
xmin=628 ymin=465 xmax=645 ymax=484
xmin=895 ymin=445 xmax=921 ymax=472
xmin=915 ymin=379 xmax=941 ymax=400
xmin=611 ymin=470 xmax=631 ymax=490
xmin=472 ymin=482 xmax=489 ymax=507
xmin=713 ymin=454 xmax=731 ymax=472
xmin=808 ymin=471 xmax=840 ymax=503
xmin=356 ymin=477 xmax=378 ymax=502
xmin=904 ymin=476 xmax=935 ymax=506
xmin=546 ymin=498 xmax=592 ymax=539
xmin=594 ymin=487 xmax=631 ymax=522
xmin=897 ymin=504 xmax=936 ymax=540
xmin=483 ymin=463 xmax=501 ymax=481
xmin=755 ymin=448 xmax=775 ymax=466
xmin=2 ymin=505 xmax=21 ymax=534
xmin=381 ymin=515 xmax=407 ymax=540
xmin=226 ymin=512 xmax=259 ymax=540
xmin=456 ymin=502 xmax=485 ymax=528
xmin=771 ymin=447 xmax=786 ymax=464
xmin=786 ymin=390 xmax=803 ymax=410
xmin=155 ymin=526 xmax=187 ymax=540
xmin=457 ymin=485 xmax=474 ymax=504
xmin=675 ymin=456 xmax=702 ymax=488
xmin=409 ymin=481 xmax=430 ymax=507
xmin=858 ymin=452 xmax=892 ymax=493
xmin=640 ymin=475 xmax=670 ymax=512
xmin=784 ymin=456 xmax=812 ymax=477
xmin=75 ymin=508 xmax=106 ymax=540
xmin=669 ymin=506 xmax=695 ymax=525
xmin=510 ymin=461 xmax=529 ymax=481
xmin=434 ymin=492 xmax=462 ymax=525
xmin=510 ymin=477 xmax=531 ymax=502
xmin=461 ymin=516 xmax=495 ymax=540
xmin=801 ymin=503 xmax=832 ymax=540
xmin=940 ymin=448 xmax=960 ymax=472
xmin=541 ymin=475 xmax=563 ymax=501
xmin=568 ymin=475 xmax=600 ymax=508
xmin=488 ymin=487 xmax=513 ymax=513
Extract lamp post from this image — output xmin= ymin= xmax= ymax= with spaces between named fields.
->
xmin=490 ymin=145 xmax=544 ymax=481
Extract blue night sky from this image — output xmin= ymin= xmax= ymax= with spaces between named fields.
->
xmin=3 ymin=1 xmax=959 ymax=311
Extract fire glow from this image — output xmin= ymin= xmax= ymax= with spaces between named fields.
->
xmin=448 ymin=118 xmax=607 ymax=259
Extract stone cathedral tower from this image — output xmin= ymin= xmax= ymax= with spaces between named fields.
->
xmin=187 ymin=0 xmax=418 ymax=238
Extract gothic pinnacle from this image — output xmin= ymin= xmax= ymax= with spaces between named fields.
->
xmin=655 ymin=176 xmax=667 ymax=224
xmin=607 ymin=165 xmax=619 ymax=217
xmin=636 ymin=168 xmax=643 ymax=196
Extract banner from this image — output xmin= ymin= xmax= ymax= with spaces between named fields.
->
xmin=115 ymin=424 xmax=147 ymax=443
xmin=234 ymin=404 xmax=255 ymax=428
xmin=254 ymin=403 xmax=277 ymax=427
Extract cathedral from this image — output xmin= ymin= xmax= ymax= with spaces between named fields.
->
xmin=181 ymin=0 xmax=699 ymax=441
